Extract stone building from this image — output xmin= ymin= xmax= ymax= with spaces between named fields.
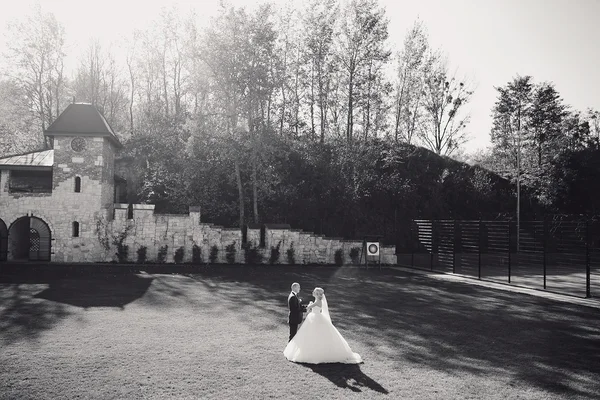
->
xmin=0 ymin=103 xmax=120 ymax=262
xmin=0 ymin=104 xmax=396 ymax=264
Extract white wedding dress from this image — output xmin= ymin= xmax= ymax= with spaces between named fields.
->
xmin=283 ymin=295 xmax=362 ymax=364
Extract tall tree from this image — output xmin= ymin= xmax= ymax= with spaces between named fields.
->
xmin=4 ymin=4 xmax=66 ymax=145
xmin=528 ymin=82 xmax=567 ymax=167
xmin=302 ymin=0 xmax=339 ymax=142
xmin=419 ymin=58 xmax=473 ymax=156
xmin=490 ymin=75 xmax=533 ymax=233
xmin=244 ymin=4 xmax=279 ymax=223
xmin=490 ymin=75 xmax=534 ymax=178
xmin=0 ymin=80 xmax=40 ymax=156
xmin=72 ymin=39 xmax=129 ymax=134
xmin=336 ymin=0 xmax=389 ymax=144
xmin=393 ymin=19 xmax=429 ymax=143
xmin=201 ymin=5 xmax=248 ymax=227
xmin=201 ymin=4 xmax=277 ymax=226
xmin=125 ymin=33 xmax=138 ymax=136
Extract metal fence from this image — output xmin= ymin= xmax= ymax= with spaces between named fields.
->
xmin=396 ymin=219 xmax=600 ymax=298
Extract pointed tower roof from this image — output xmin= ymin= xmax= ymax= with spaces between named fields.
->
xmin=44 ymin=103 xmax=123 ymax=148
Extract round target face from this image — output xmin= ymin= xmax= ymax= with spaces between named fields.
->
xmin=367 ymin=242 xmax=379 ymax=256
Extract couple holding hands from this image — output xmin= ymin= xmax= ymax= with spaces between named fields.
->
xmin=283 ymin=282 xmax=362 ymax=364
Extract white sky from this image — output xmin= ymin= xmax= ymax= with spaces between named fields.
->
xmin=0 ymin=0 xmax=598 ymax=153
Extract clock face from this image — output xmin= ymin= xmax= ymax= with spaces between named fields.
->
xmin=71 ymin=137 xmax=87 ymax=152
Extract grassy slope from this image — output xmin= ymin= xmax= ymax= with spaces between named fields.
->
xmin=1 ymin=266 xmax=599 ymax=399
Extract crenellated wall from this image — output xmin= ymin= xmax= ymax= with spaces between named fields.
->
xmin=82 ymin=205 xmax=396 ymax=265
xmin=243 ymin=225 xmax=395 ymax=265
xmin=106 ymin=204 xmax=244 ymax=263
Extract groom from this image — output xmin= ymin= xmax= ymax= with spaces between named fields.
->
xmin=288 ymin=282 xmax=307 ymax=341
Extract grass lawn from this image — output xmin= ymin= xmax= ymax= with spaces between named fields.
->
xmin=1 ymin=265 xmax=599 ymax=399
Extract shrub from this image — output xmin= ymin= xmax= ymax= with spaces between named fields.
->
xmin=209 ymin=245 xmax=219 ymax=264
xmin=243 ymin=241 xmax=263 ymax=264
xmin=334 ymin=249 xmax=344 ymax=266
xmin=286 ymin=243 xmax=295 ymax=265
xmin=350 ymin=246 xmax=361 ymax=264
xmin=112 ymin=227 xmax=131 ymax=263
xmin=136 ymin=246 xmax=147 ymax=264
xmin=115 ymin=242 xmax=129 ymax=263
xmin=192 ymin=244 xmax=203 ymax=264
xmin=158 ymin=245 xmax=169 ymax=263
xmin=269 ymin=241 xmax=282 ymax=264
xmin=174 ymin=246 xmax=185 ymax=264
xmin=225 ymin=242 xmax=237 ymax=264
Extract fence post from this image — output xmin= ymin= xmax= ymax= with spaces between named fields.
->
xmin=478 ymin=219 xmax=482 ymax=280
xmin=410 ymin=221 xmax=414 ymax=268
xmin=543 ymin=218 xmax=547 ymax=290
xmin=430 ymin=220 xmax=435 ymax=271
xmin=586 ymin=219 xmax=591 ymax=298
xmin=453 ymin=220 xmax=457 ymax=274
xmin=508 ymin=220 xmax=512 ymax=284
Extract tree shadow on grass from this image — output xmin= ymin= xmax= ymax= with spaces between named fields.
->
xmin=33 ymin=274 xmax=154 ymax=309
xmin=183 ymin=266 xmax=345 ymax=316
xmin=299 ymin=362 xmax=388 ymax=394
xmin=0 ymin=284 xmax=71 ymax=345
xmin=0 ymin=269 xmax=154 ymax=345
xmin=186 ymin=266 xmax=600 ymax=398
xmin=338 ymin=271 xmax=600 ymax=399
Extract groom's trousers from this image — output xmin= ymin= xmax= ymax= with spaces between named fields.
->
xmin=289 ymin=323 xmax=298 ymax=341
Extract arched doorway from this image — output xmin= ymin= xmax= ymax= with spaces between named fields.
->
xmin=0 ymin=219 xmax=7 ymax=262
xmin=9 ymin=216 xmax=52 ymax=261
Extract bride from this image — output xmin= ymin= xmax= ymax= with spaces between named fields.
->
xmin=283 ymin=287 xmax=362 ymax=364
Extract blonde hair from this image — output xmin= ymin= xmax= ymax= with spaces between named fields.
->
xmin=313 ymin=287 xmax=324 ymax=299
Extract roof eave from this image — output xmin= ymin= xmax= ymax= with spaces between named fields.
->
xmin=44 ymin=131 xmax=123 ymax=149
xmin=0 ymin=165 xmax=53 ymax=171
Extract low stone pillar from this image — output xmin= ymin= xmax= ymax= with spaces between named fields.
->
xmin=189 ymin=206 xmax=201 ymax=225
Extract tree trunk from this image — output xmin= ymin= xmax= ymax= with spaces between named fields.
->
xmin=162 ymin=47 xmax=169 ymax=117
xmin=394 ymin=70 xmax=408 ymax=141
xmin=364 ymin=60 xmax=373 ymax=140
xmin=127 ymin=60 xmax=135 ymax=135
xmin=252 ymin=153 xmax=259 ymax=224
xmin=407 ymin=91 xmax=421 ymax=144
xmin=310 ymin=60 xmax=315 ymax=140
xmin=294 ymin=49 xmax=301 ymax=137
xmin=346 ymin=71 xmax=354 ymax=144
xmin=279 ymin=84 xmax=286 ymax=135
xmin=235 ymin=159 xmax=245 ymax=228
xmin=55 ymin=60 xmax=63 ymax=120
xmin=318 ymin=58 xmax=327 ymax=143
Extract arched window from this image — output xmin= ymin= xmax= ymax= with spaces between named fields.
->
xmin=72 ymin=221 xmax=80 ymax=237
xmin=74 ymin=176 xmax=81 ymax=193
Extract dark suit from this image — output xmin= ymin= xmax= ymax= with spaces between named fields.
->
xmin=288 ymin=291 xmax=306 ymax=341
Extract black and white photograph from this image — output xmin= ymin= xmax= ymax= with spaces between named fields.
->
xmin=0 ymin=0 xmax=599 ymax=398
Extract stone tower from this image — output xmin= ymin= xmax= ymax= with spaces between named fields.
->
xmin=0 ymin=103 xmax=123 ymax=262
xmin=44 ymin=103 xmax=122 ymax=213
xmin=42 ymin=103 xmax=122 ymax=261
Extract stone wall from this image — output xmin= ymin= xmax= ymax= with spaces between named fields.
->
xmin=1 ymin=188 xmax=397 ymax=264
xmin=108 ymin=205 xmax=244 ymax=264
xmin=260 ymin=226 xmax=396 ymax=265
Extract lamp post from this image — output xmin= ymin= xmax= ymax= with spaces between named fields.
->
xmin=516 ymin=128 xmax=520 ymax=253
